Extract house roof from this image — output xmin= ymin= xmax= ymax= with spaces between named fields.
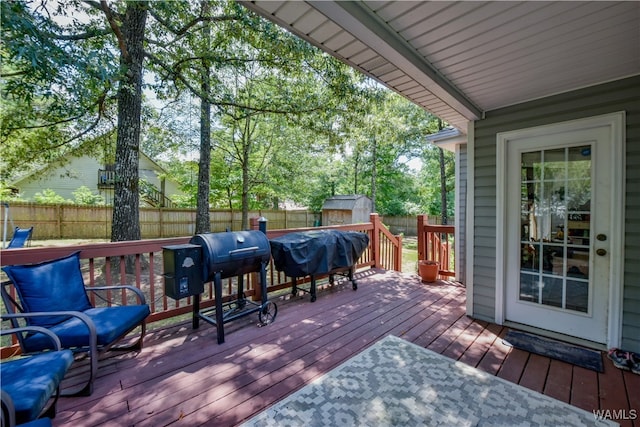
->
xmin=240 ymin=1 xmax=640 ymax=132
xmin=426 ymin=127 xmax=466 ymax=152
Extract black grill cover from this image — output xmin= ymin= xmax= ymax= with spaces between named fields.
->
xmin=269 ymin=230 xmax=369 ymax=277
xmin=190 ymin=231 xmax=271 ymax=281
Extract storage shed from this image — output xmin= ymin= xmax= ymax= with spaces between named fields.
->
xmin=322 ymin=195 xmax=372 ymax=226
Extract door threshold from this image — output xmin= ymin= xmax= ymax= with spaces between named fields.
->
xmin=503 ymin=321 xmax=607 ymax=351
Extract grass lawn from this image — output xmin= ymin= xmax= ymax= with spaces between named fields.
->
xmin=402 ymin=236 xmax=418 ymax=274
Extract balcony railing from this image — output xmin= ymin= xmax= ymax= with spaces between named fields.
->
xmin=0 ymin=214 xmax=400 ymax=342
xmin=417 ymin=214 xmax=455 ymax=279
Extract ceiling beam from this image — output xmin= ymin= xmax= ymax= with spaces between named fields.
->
xmin=308 ymin=1 xmax=483 ymax=121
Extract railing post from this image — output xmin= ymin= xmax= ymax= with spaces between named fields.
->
xmin=370 ymin=213 xmax=381 ymax=268
xmin=395 ymin=234 xmax=403 ymax=271
xmin=417 ymin=214 xmax=428 ymax=261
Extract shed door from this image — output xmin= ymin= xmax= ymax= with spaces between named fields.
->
xmin=504 ymin=126 xmax=612 ymax=344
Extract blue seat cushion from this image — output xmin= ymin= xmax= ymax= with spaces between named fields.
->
xmin=2 ymin=252 xmax=92 ymax=328
xmin=1 ymin=349 xmax=74 ymax=424
xmin=23 ymin=305 xmax=151 ymax=352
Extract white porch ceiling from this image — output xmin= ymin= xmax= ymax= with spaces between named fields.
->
xmin=239 ymin=1 xmax=640 ymax=131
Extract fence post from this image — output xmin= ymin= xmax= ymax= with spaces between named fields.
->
xmin=369 ymin=213 xmax=380 ymax=268
xmin=417 ymin=214 xmax=428 ymax=261
xmin=57 ymin=204 xmax=63 ymax=239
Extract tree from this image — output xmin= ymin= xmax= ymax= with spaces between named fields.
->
xmin=104 ymin=1 xmax=148 ymax=242
xmin=1 ymin=1 xmax=116 ymax=179
xmin=145 ymin=1 xmax=360 ymax=229
xmin=1 ymin=1 xmax=149 ymax=243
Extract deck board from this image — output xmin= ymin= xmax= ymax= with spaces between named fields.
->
xmin=52 ymin=269 xmax=638 ymax=426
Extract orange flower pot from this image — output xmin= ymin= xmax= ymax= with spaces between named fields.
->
xmin=418 ymin=260 xmax=439 ymax=283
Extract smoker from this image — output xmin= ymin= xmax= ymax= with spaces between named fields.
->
xmin=163 ymin=230 xmax=277 ymax=344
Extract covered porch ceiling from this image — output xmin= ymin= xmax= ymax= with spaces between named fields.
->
xmin=240 ymin=1 xmax=640 ymax=131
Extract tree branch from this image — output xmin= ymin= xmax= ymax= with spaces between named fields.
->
xmin=99 ymin=0 xmax=128 ymax=61
xmin=147 ymin=51 xmax=325 ymax=118
xmin=147 ymin=8 xmax=239 ymax=36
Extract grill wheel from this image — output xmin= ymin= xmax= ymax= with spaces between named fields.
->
xmin=258 ymin=301 xmax=278 ymax=325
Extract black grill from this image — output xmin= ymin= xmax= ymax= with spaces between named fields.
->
xmin=163 ymin=231 xmax=277 ymax=344
xmin=191 ymin=230 xmax=271 ymax=281
xmin=269 ymin=230 xmax=369 ymax=302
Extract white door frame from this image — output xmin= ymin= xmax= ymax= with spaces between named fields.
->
xmin=495 ymin=112 xmax=625 ymax=348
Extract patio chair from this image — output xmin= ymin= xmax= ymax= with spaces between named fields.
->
xmin=5 ymin=227 xmax=33 ymax=249
xmin=1 ymin=251 xmax=151 ymax=396
xmin=1 ymin=326 xmax=74 ymax=426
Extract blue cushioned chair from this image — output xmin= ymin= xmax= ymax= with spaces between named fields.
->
xmin=1 ymin=252 xmax=151 ymax=396
xmin=1 ymin=326 xmax=74 ymax=426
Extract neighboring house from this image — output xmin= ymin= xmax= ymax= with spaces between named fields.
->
xmin=12 ymin=152 xmax=184 ymax=207
xmin=243 ymin=1 xmax=640 ymax=353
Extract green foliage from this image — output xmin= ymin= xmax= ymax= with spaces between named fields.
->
xmin=0 ymin=185 xmax=23 ymax=202
xmin=1 ymin=1 xmax=119 ymax=180
xmin=33 ymin=189 xmax=70 ymax=204
xmin=418 ymin=144 xmax=456 ymax=219
xmin=3 ymin=0 xmax=457 ymax=221
xmin=72 ymin=186 xmax=104 ymax=205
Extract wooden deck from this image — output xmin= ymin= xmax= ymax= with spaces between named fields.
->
xmin=54 ymin=269 xmax=639 ymax=427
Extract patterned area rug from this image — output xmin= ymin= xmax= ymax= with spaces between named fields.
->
xmin=242 ymin=335 xmax=616 ymax=427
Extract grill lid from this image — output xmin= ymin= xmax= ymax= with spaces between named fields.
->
xmin=190 ymin=231 xmax=271 ymax=281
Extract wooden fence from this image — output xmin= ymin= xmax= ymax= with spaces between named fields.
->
xmin=1 ymin=202 xmax=441 ymax=241
xmin=0 ymin=202 xmax=320 ymax=240
xmin=383 ymin=214 xmax=452 ymax=236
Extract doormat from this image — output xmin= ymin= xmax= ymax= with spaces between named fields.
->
xmin=241 ymin=335 xmax=614 ymax=426
xmin=503 ymin=330 xmax=603 ymax=372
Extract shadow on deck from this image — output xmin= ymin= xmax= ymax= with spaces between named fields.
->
xmin=54 ymin=269 xmax=639 ymax=426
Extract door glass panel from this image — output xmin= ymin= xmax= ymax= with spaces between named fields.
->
xmin=541 ymin=276 xmax=563 ymax=308
xmin=519 ymin=145 xmax=591 ymax=313
xmin=519 ymin=273 xmax=538 ymax=303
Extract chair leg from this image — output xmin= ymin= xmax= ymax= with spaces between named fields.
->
xmin=110 ymin=323 xmax=147 ymax=352
xmin=60 ymin=350 xmax=96 ymax=397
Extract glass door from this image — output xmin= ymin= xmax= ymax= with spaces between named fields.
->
xmin=505 ymin=125 xmax=611 ymax=344
xmin=519 ymin=146 xmax=592 ymax=314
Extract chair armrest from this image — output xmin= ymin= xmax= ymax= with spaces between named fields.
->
xmin=0 ymin=325 xmax=63 ymax=351
xmin=85 ymin=285 xmax=147 ymax=304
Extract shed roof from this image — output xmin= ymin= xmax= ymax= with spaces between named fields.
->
xmin=322 ymin=195 xmax=371 ymax=210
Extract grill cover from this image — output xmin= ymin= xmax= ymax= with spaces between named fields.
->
xmin=190 ymin=231 xmax=271 ymax=281
xmin=269 ymin=230 xmax=369 ymax=277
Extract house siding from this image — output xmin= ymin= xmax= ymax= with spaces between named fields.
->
xmin=472 ymin=75 xmax=640 ymax=352
xmin=456 ymin=144 xmax=467 ymax=283
xmin=18 ymin=156 xmax=101 ymax=201
xmin=15 ymin=154 xmax=184 ymax=205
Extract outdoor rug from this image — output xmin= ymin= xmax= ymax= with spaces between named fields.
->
xmin=242 ymin=335 xmax=615 ymax=427
xmin=503 ymin=330 xmax=604 ymax=372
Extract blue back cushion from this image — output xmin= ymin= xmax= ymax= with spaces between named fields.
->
xmin=2 ymin=252 xmax=92 ymax=328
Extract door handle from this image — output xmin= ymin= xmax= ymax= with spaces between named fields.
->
xmin=596 ymin=234 xmax=607 ymax=241
xmin=596 ymin=248 xmax=607 ymax=256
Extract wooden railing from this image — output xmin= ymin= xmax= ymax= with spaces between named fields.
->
xmin=0 ymin=214 xmax=400 ymax=329
xmin=417 ymin=214 xmax=455 ymax=279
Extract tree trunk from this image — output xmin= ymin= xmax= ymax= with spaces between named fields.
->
xmin=195 ymin=1 xmax=211 ymax=234
xmin=370 ymin=134 xmax=377 ymax=213
xmin=111 ymin=2 xmax=147 ymax=243
xmin=241 ymin=130 xmax=250 ymax=230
